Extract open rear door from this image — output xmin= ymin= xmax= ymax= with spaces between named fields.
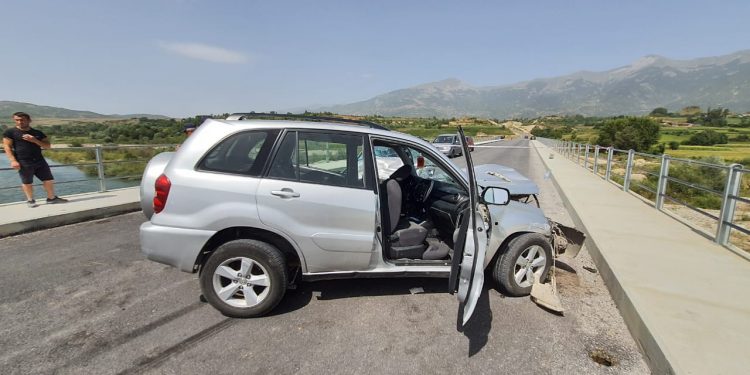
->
xmin=448 ymin=127 xmax=488 ymax=326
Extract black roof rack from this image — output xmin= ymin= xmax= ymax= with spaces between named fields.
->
xmin=225 ymin=112 xmax=389 ymax=131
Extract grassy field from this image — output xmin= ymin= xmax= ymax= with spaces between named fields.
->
xmin=665 ymin=144 xmax=750 ymax=162
xmin=29 ymin=117 xmax=120 ymax=126
xmin=556 ymin=123 xmax=750 ymax=163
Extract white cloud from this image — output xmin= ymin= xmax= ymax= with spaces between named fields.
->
xmin=158 ymin=42 xmax=249 ymax=64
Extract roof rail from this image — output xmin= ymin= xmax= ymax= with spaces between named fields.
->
xmin=225 ymin=112 xmax=389 ymax=131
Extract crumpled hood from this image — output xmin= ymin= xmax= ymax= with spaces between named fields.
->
xmin=469 ymin=164 xmax=539 ymax=195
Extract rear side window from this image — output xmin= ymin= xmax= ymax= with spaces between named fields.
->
xmin=198 ymin=130 xmax=279 ymax=175
xmin=268 ymin=131 xmax=366 ymax=189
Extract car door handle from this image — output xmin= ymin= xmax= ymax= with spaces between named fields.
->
xmin=271 ymin=189 xmax=300 ymax=198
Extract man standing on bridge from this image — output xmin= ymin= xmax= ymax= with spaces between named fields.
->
xmin=3 ymin=112 xmax=68 ymax=207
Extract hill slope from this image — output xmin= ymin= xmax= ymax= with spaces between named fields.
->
xmin=0 ymin=101 xmax=167 ymax=120
xmin=321 ymin=50 xmax=750 ymax=118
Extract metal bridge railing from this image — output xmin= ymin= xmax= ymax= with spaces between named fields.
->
xmin=540 ymin=137 xmax=749 ymax=259
xmin=0 ymin=144 xmax=176 ymax=201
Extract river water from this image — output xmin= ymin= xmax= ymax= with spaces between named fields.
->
xmin=0 ymin=152 xmax=137 ymax=204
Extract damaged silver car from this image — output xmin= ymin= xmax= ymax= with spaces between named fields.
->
xmin=139 ymin=114 xmax=584 ymax=324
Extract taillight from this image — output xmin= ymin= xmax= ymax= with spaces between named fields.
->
xmin=153 ymin=174 xmax=171 ymax=214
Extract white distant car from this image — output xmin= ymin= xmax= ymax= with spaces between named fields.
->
xmin=432 ymin=134 xmax=463 ymax=157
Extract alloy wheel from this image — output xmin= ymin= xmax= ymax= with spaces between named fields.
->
xmin=212 ymin=257 xmax=271 ymax=308
xmin=513 ymin=245 xmax=547 ymax=288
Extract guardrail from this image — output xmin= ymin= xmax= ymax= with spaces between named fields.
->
xmin=0 ymin=145 xmax=176 ymax=202
xmin=539 ymin=138 xmax=749 ymax=258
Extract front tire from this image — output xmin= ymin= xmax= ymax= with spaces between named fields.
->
xmin=493 ymin=233 xmax=553 ymax=296
xmin=200 ymin=239 xmax=287 ymax=318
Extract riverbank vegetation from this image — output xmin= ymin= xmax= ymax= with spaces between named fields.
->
xmin=45 ymin=146 xmax=176 ymax=182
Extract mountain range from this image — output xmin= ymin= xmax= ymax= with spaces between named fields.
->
xmin=320 ymin=50 xmax=750 ymax=118
xmin=0 ymin=101 xmax=166 ymax=120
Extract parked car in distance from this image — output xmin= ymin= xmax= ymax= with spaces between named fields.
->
xmin=432 ymin=134 xmax=463 ymax=157
xmin=139 ymin=114 xmax=584 ymax=324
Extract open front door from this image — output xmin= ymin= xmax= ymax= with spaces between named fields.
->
xmin=448 ymin=127 xmax=488 ymax=326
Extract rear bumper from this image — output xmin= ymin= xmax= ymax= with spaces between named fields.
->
xmin=140 ymin=222 xmax=216 ymax=272
xmin=435 ymin=147 xmax=457 ymax=155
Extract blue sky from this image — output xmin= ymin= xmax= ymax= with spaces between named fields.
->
xmin=1 ymin=0 xmax=748 ymax=117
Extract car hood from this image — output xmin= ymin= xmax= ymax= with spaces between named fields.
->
xmin=468 ymin=164 xmax=539 ymax=195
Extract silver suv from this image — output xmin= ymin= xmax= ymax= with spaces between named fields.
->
xmin=139 ymin=114 xmax=583 ymax=324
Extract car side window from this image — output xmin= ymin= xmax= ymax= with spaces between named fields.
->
xmin=198 ymin=130 xmax=278 ymax=175
xmin=268 ymin=131 xmax=366 ymax=188
xmin=372 ymin=145 xmax=405 ymax=181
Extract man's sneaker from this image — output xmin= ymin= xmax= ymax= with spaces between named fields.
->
xmin=27 ymin=199 xmax=38 ymax=208
xmin=46 ymin=196 xmax=69 ymax=204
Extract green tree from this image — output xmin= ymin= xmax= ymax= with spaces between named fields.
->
xmin=649 ymin=107 xmax=669 ymax=117
xmin=702 ymin=107 xmax=729 ymax=127
xmin=596 ymin=117 xmax=660 ymax=152
xmin=683 ymin=130 xmax=728 ymax=146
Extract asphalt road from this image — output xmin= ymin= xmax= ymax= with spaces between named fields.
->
xmin=0 ymin=139 xmax=649 ymax=374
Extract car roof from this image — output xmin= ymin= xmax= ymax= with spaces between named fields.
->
xmin=204 ymin=118 xmax=432 ymax=146
xmin=225 ymin=113 xmax=388 ymax=130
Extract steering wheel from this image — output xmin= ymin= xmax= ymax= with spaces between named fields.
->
xmin=413 ymin=178 xmax=434 ymax=203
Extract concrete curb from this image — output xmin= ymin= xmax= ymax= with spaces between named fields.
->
xmin=530 ymin=143 xmax=673 ymax=374
xmin=0 ymin=202 xmax=141 ymax=238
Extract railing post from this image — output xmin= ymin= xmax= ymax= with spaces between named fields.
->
xmin=95 ymin=146 xmax=107 ymax=192
xmin=577 ymin=143 xmax=582 ymax=165
xmin=570 ymin=142 xmax=575 ymax=159
xmin=623 ymin=149 xmax=635 ymax=192
xmin=568 ymin=141 xmax=573 ymax=159
xmin=655 ymin=155 xmax=670 ymax=210
xmin=593 ymin=145 xmax=600 ymax=175
xmin=605 ymin=147 xmax=614 ymax=181
xmin=584 ymin=144 xmax=590 ymax=170
xmin=716 ymin=164 xmax=743 ymax=245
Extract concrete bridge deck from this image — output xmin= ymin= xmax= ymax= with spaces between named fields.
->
xmin=0 ymin=141 xmax=748 ymax=374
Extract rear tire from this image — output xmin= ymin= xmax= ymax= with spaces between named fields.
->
xmin=493 ymin=233 xmax=553 ymax=296
xmin=199 ymin=239 xmax=287 ymax=318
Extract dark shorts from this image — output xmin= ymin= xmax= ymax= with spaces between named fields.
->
xmin=18 ymin=159 xmax=54 ymax=184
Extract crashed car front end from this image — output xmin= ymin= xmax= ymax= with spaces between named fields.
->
xmin=473 ymin=163 xmax=585 ymax=264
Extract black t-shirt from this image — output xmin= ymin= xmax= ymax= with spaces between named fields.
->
xmin=3 ymin=127 xmax=47 ymax=162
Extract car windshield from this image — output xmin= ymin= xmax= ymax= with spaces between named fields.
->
xmin=433 ymin=135 xmax=455 ymax=144
xmin=407 ymin=148 xmax=461 ymax=186
xmin=374 ymin=147 xmax=399 ymax=157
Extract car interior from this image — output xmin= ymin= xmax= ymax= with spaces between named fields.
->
xmin=372 ymin=140 xmax=471 ymax=264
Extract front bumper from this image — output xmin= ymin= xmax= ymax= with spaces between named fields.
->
xmin=549 ymin=221 xmax=586 ymax=257
xmin=140 ymin=222 xmax=216 ymax=272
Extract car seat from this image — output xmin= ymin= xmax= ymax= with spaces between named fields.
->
xmin=384 ymin=165 xmax=428 ymax=258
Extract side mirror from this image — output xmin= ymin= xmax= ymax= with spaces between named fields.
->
xmin=482 ymin=187 xmax=510 ymax=205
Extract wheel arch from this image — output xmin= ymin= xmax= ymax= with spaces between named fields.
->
xmin=195 ymin=226 xmax=305 ymax=275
